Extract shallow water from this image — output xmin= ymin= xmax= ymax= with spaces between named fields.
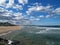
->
xmin=2 ymin=26 xmax=60 ymax=45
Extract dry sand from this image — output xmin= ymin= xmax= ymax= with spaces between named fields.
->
xmin=0 ymin=26 xmax=21 ymax=33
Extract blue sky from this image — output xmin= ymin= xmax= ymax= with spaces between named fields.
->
xmin=0 ymin=0 xmax=60 ymax=25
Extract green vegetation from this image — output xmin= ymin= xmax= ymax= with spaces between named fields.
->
xmin=0 ymin=22 xmax=16 ymax=26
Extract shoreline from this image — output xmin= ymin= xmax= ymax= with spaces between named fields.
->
xmin=0 ymin=26 xmax=21 ymax=34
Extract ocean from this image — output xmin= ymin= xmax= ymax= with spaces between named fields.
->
xmin=2 ymin=26 xmax=60 ymax=45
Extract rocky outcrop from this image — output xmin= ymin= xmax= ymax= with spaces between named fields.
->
xmin=0 ymin=38 xmax=20 ymax=45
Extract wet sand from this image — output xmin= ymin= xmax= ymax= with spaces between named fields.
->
xmin=0 ymin=26 xmax=21 ymax=33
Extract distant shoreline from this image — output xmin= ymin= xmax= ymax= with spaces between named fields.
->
xmin=21 ymin=25 xmax=60 ymax=28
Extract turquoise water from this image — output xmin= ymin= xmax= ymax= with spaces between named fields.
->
xmin=2 ymin=26 xmax=60 ymax=45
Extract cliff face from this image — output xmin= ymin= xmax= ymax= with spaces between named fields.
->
xmin=0 ymin=22 xmax=16 ymax=26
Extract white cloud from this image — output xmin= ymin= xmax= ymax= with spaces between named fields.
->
xmin=8 ymin=20 xmax=17 ymax=25
xmin=29 ymin=16 xmax=35 ymax=21
xmin=0 ymin=7 xmax=32 ymax=25
xmin=13 ymin=12 xmax=22 ymax=17
xmin=53 ymin=8 xmax=60 ymax=14
xmin=1 ymin=1 xmax=60 ymax=25
xmin=33 ymin=2 xmax=41 ymax=6
xmin=2 ymin=12 xmax=11 ymax=17
xmin=26 ymin=4 xmax=55 ymax=19
xmin=0 ymin=0 xmax=6 ymax=4
xmin=13 ymin=16 xmax=24 ymax=20
xmin=6 ymin=0 xmax=14 ymax=8
xmin=1 ymin=10 xmax=13 ymax=17
xmin=39 ymin=15 xmax=44 ymax=18
xmin=35 ymin=18 xmax=40 ymax=21
xmin=12 ymin=12 xmax=25 ymax=20
xmin=0 ymin=0 xmax=24 ymax=11
xmin=0 ymin=20 xmax=8 ymax=22
xmin=0 ymin=0 xmax=14 ymax=8
xmin=21 ymin=20 xmax=31 ymax=25
xmin=18 ymin=0 xmax=28 ymax=5
xmin=2 ymin=13 xmax=10 ymax=17
xmin=0 ymin=7 xmax=5 ymax=12
xmin=25 ymin=21 xmax=30 ymax=24
xmin=26 ymin=5 xmax=52 ymax=15
xmin=29 ymin=16 xmax=40 ymax=21
xmin=12 ymin=4 xmax=23 ymax=10
xmin=45 ymin=15 xmax=50 ymax=18
xmin=6 ymin=4 xmax=23 ymax=10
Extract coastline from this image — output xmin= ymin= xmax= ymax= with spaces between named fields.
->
xmin=0 ymin=26 xmax=21 ymax=34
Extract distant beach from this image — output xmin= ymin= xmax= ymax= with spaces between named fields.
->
xmin=0 ymin=26 xmax=21 ymax=36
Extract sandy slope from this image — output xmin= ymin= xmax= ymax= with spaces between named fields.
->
xmin=0 ymin=26 xmax=21 ymax=33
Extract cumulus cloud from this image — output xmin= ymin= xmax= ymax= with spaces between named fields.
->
xmin=39 ymin=15 xmax=44 ymax=18
xmin=26 ymin=5 xmax=52 ymax=15
xmin=0 ymin=0 xmax=6 ymax=4
xmin=6 ymin=0 xmax=23 ymax=9
xmin=0 ymin=8 xmax=13 ymax=22
xmin=29 ymin=16 xmax=40 ymax=21
xmin=1 ymin=10 xmax=13 ymax=17
xmin=26 ymin=4 xmax=54 ymax=20
xmin=0 ymin=0 xmax=13 ymax=8
xmin=45 ymin=15 xmax=51 ymax=18
xmin=12 ymin=12 xmax=24 ymax=20
xmin=13 ymin=12 xmax=22 ymax=17
xmin=2 ymin=13 xmax=11 ymax=17
xmin=12 ymin=4 xmax=23 ymax=10
xmin=0 ymin=7 xmax=6 ymax=16
xmin=0 ymin=7 xmax=5 ymax=13
xmin=35 ymin=18 xmax=40 ymax=21
xmin=8 ymin=20 xmax=17 ymax=25
xmin=6 ymin=0 xmax=14 ymax=8
xmin=47 ymin=7 xmax=60 ymax=18
xmin=12 ymin=16 xmax=24 ymax=20
xmin=0 ymin=0 xmax=24 ymax=10
xmin=53 ymin=8 xmax=60 ymax=14
xmin=0 ymin=7 xmax=30 ymax=25
xmin=0 ymin=20 xmax=8 ymax=22
xmin=0 ymin=1 xmax=60 ymax=25
xmin=26 ymin=3 xmax=60 ymax=19
xmin=18 ymin=0 xmax=28 ymax=5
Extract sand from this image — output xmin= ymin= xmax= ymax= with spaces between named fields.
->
xmin=0 ymin=26 xmax=21 ymax=33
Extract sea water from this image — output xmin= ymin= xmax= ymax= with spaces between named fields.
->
xmin=2 ymin=26 xmax=60 ymax=45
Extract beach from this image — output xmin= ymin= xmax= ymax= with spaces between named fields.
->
xmin=0 ymin=26 xmax=21 ymax=33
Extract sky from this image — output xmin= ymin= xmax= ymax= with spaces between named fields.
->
xmin=0 ymin=0 xmax=60 ymax=25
